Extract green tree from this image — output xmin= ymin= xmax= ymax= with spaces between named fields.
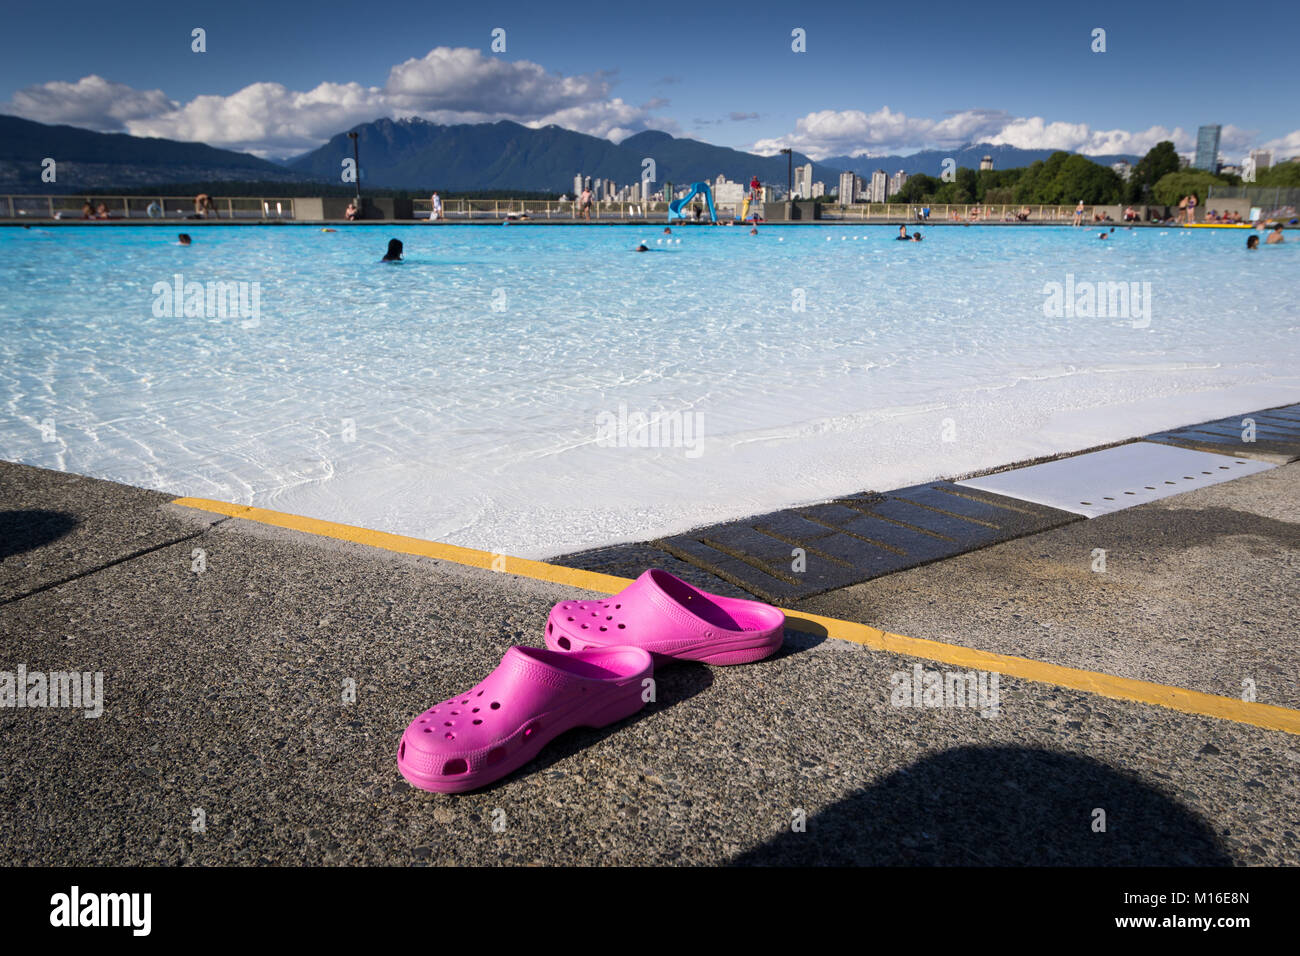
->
xmin=1126 ymin=141 xmax=1181 ymax=203
xmin=1151 ymin=169 xmax=1226 ymax=206
xmin=1255 ymin=162 xmax=1300 ymax=188
xmin=890 ymin=173 xmax=941 ymax=203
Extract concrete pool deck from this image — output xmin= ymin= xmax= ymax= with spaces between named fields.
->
xmin=1 ymin=413 xmax=1297 ymax=864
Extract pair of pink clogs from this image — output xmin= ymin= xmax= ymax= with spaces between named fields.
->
xmin=397 ymin=569 xmax=785 ymax=793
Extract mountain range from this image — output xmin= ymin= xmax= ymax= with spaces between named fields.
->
xmin=285 ymin=118 xmax=839 ymax=192
xmin=822 ymin=143 xmax=1140 ymax=179
xmin=0 ymin=114 xmax=305 ymax=191
xmin=1 ymin=113 xmax=1140 ymax=194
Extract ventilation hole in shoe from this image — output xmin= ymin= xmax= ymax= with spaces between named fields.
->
xmin=477 ymin=690 xmax=484 ymax=696
xmin=490 ymin=701 xmax=501 ymax=710
xmin=581 ymin=624 xmax=589 ymax=629
xmin=472 ymin=707 xmax=480 ymax=713
xmin=444 ymin=721 xmax=453 ymax=727
xmin=547 ymin=622 xmax=553 ymax=635
xmin=618 ymin=624 xmax=626 ymax=629
xmin=462 ymin=699 xmax=469 ymax=704
xmin=606 ymin=615 xmax=613 ymax=620
xmin=399 ymin=742 xmax=405 ymax=759
xmin=615 ymin=604 xmax=621 ymax=609
xmin=444 ymin=732 xmax=455 ymax=740
xmin=557 ymin=636 xmax=571 ymax=649
xmin=599 ymin=626 xmax=607 ymax=632
xmin=486 ymin=747 xmax=506 ymax=765
xmin=423 ymin=728 xmax=432 ymax=734
xmin=567 ymin=616 xmax=574 ymax=622
xmin=451 ymin=710 xmax=459 ymax=715
xmin=473 ymin=719 xmax=482 ymax=725
xmin=443 ymin=758 xmax=468 ymax=775
xmin=591 ymin=611 xmax=598 ymax=617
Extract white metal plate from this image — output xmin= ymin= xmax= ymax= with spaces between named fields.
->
xmin=956 ymin=442 xmax=1275 ymax=518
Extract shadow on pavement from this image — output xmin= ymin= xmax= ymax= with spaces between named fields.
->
xmin=731 ymin=745 xmax=1232 ymax=865
xmin=0 ymin=509 xmax=79 ymax=561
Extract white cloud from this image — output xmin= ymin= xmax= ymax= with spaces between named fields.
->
xmin=7 ymin=75 xmax=176 ymax=131
xmin=4 ymin=49 xmax=670 ymax=157
xmin=749 ymin=106 xmax=1300 ymax=162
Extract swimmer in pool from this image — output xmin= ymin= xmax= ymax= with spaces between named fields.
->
xmin=635 ymin=243 xmax=650 ymax=252
xmin=897 ymin=225 xmax=909 ymax=240
xmin=178 ymin=234 xmax=192 ymax=245
xmin=663 ymin=227 xmax=672 ymax=234
xmin=1247 ymin=234 xmax=1259 ymax=250
xmin=382 ymin=238 xmax=404 ymax=261
xmin=911 ymin=232 xmax=923 ymax=241
xmin=1266 ymin=224 xmax=1285 ymax=244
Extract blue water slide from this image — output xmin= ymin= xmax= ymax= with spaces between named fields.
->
xmin=668 ymin=181 xmax=717 ymax=222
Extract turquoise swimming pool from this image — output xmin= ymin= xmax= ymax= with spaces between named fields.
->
xmin=1 ymin=223 xmax=1296 ymax=556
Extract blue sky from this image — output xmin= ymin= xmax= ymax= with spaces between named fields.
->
xmin=3 ymin=0 xmax=1297 ymax=161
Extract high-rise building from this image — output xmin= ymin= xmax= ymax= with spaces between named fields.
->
xmin=791 ymin=163 xmax=813 ymax=198
xmin=887 ymin=170 xmax=908 ymax=198
xmin=812 ymin=181 xmax=825 ymax=198
xmin=1194 ymin=125 xmax=1221 ymax=171
xmin=838 ymin=171 xmax=857 ymax=204
xmin=574 ymin=174 xmax=584 ymax=197
xmin=1249 ymin=149 xmax=1274 ymax=171
xmin=869 ymin=169 xmax=888 ymax=203
xmin=980 ymin=155 xmax=993 ymax=171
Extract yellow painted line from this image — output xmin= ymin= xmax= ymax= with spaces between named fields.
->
xmin=173 ymin=496 xmax=1300 ymax=736
xmin=780 ymin=609 xmax=1300 ymax=736
xmin=170 ymin=497 xmax=633 ymax=593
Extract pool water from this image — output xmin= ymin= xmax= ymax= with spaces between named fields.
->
xmin=2 ymin=223 xmax=1297 ymax=557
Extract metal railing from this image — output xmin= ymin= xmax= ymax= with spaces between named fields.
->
xmin=2 ymin=195 xmax=1158 ymax=224
xmin=1208 ymin=186 xmax=1300 ymax=205
xmin=823 ymin=203 xmax=1115 ymax=222
xmin=412 ymin=198 xmax=670 ymax=220
xmin=1 ymin=195 xmax=297 ymax=220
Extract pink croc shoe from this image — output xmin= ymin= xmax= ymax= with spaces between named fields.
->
xmin=544 ymin=569 xmax=785 ymax=666
xmin=397 ymin=645 xmax=653 ymax=794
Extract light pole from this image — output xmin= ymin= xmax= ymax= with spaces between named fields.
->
xmin=348 ymin=131 xmax=361 ymax=209
xmin=780 ymin=148 xmax=792 ymax=199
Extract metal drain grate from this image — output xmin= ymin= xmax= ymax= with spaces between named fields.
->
xmin=955 ymin=442 xmax=1275 ymax=518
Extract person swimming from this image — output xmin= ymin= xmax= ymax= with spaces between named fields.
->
xmin=178 ymin=234 xmax=192 ymax=246
xmin=1266 ymin=224 xmax=1285 ymax=245
xmin=635 ymin=243 xmax=650 ymax=252
xmin=382 ymin=238 xmax=403 ymax=261
xmin=1247 ymin=234 xmax=1260 ymax=250
xmin=911 ymin=232 xmax=923 ymax=242
xmin=896 ymin=225 xmax=910 ymax=240
xmin=663 ymin=227 xmax=672 ymax=234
